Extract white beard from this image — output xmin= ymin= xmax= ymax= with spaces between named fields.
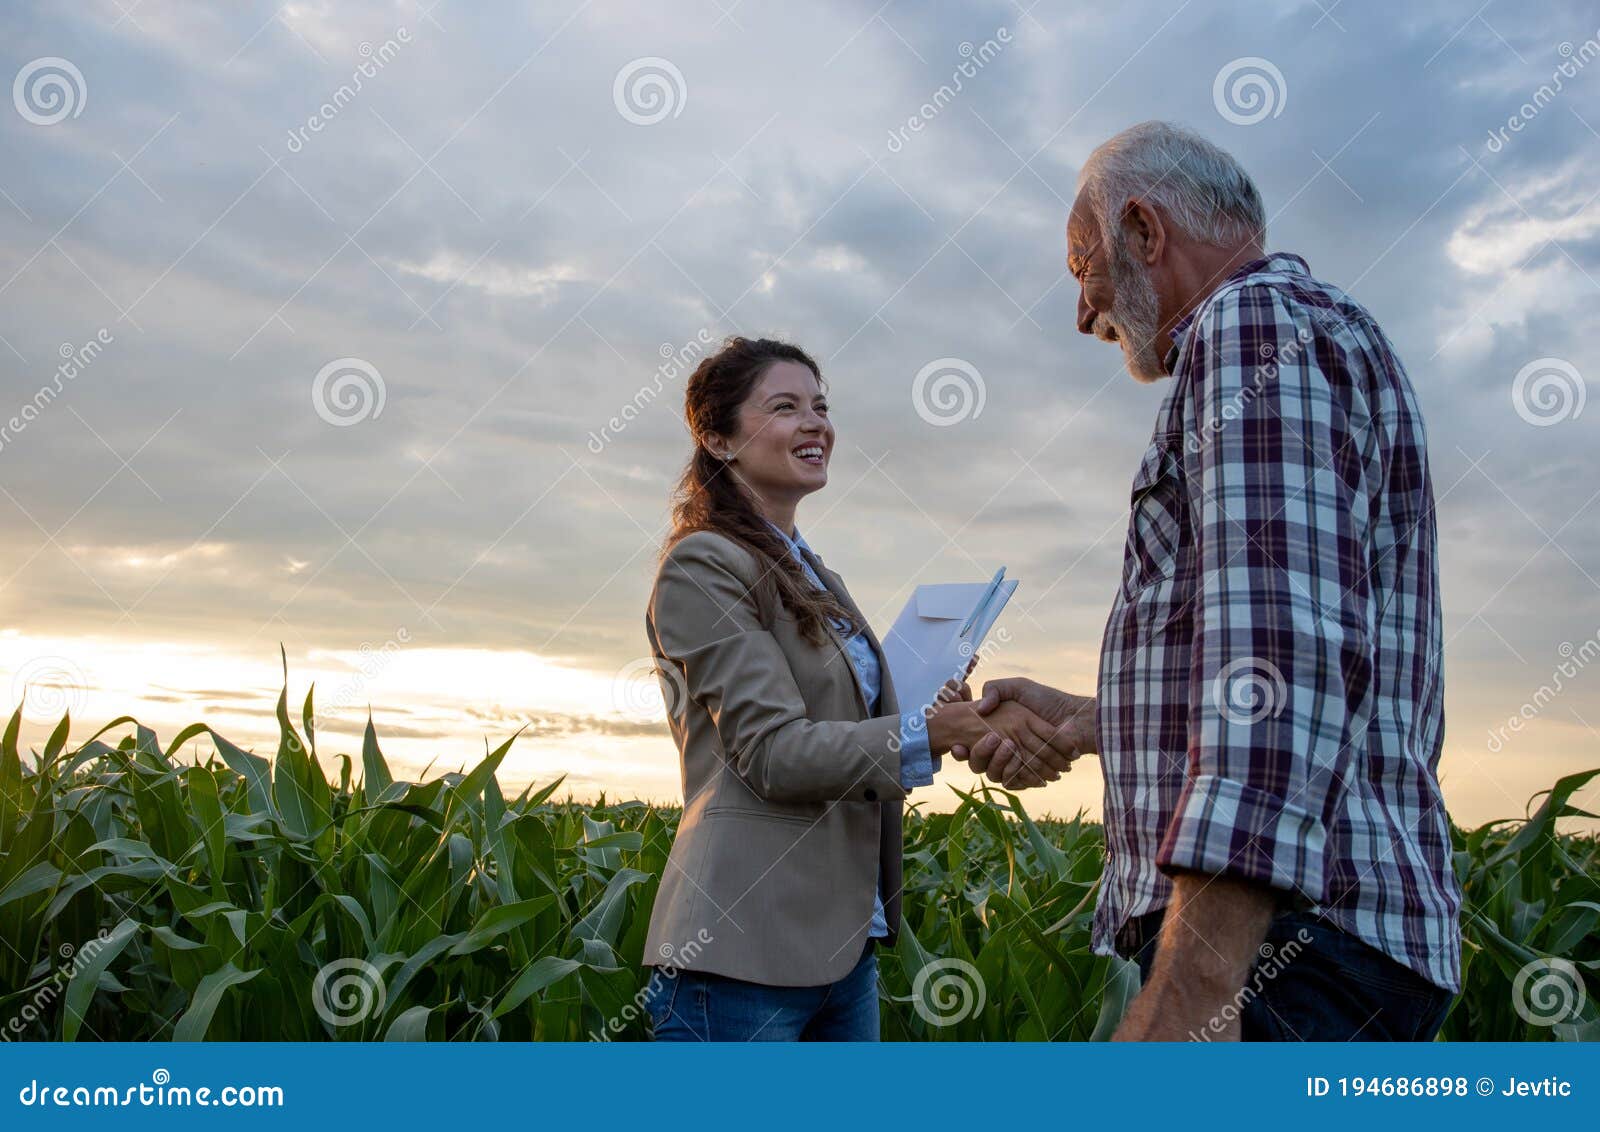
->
xmin=1098 ymin=234 xmax=1168 ymax=383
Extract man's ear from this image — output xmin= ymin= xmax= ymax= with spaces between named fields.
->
xmin=1121 ymin=197 xmax=1166 ymax=265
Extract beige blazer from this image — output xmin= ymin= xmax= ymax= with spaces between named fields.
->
xmin=642 ymin=528 xmax=910 ymax=986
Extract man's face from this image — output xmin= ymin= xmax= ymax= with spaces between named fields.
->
xmin=1067 ymin=191 xmax=1168 ymax=383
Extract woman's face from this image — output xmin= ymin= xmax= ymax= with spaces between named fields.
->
xmin=715 ymin=360 xmax=834 ymax=509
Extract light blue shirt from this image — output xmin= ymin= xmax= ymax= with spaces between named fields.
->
xmin=765 ymin=520 xmax=938 ymax=939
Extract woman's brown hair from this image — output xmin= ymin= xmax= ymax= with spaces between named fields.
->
xmin=665 ymin=336 xmax=859 ymax=647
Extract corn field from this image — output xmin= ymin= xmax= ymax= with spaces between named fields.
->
xmin=1 ymin=661 xmax=1596 ymax=1041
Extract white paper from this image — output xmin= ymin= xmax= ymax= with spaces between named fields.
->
xmin=881 ymin=573 xmax=1018 ymax=717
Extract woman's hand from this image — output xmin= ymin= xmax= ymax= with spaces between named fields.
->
xmin=925 ymin=698 xmax=1067 ymax=783
xmin=919 ymin=659 xmax=977 ymax=754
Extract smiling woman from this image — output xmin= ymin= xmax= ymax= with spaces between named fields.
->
xmin=637 ymin=335 xmax=1060 ymax=1041
xmin=666 ymin=338 xmax=849 ymax=646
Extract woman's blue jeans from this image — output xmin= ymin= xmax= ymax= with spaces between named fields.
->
xmin=644 ymin=941 xmax=879 ymax=1041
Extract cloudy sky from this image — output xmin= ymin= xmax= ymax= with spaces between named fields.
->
xmin=2 ymin=0 xmax=1597 ymax=827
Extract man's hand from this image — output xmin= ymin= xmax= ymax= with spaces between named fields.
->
xmin=925 ymin=698 xmax=1066 ymax=778
xmin=951 ymin=678 xmax=1096 ymax=789
xmin=1111 ymin=872 xmax=1278 ymax=1041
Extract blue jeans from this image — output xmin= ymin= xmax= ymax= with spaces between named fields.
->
xmin=644 ymin=942 xmax=879 ymax=1041
xmin=1124 ymin=908 xmax=1454 ymax=1041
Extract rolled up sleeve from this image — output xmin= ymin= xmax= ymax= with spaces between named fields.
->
xmin=1155 ymin=285 xmax=1375 ymax=903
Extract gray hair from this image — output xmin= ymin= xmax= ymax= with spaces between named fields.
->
xmin=1077 ymin=121 xmax=1265 ymax=249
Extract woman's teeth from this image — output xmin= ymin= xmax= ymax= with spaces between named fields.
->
xmin=793 ymin=446 xmax=824 ymax=464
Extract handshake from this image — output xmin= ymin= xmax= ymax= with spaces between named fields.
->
xmin=922 ymin=674 xmax=1096 ymax=790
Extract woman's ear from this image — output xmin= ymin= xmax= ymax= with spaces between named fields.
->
xmin=702 ymin=434 xmax=733 ymax=461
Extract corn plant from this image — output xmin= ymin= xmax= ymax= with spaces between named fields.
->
xmin=1441 ymin=767 xmax=1600 ymax=1041
xmin=0 ymin=654 xmax=1594 ymax=1041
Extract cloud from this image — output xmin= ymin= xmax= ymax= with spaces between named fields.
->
xmin=1 ymin=0 xmax=1597 ymax=821
xmin=387 ymin=250 xmax=582 ymax=301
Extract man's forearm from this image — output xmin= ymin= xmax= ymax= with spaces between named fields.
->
xmin=1112 ymin=871 xmax=1278 ymax=1041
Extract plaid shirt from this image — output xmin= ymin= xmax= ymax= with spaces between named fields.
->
xmin=1092 ymin=252 xmax=1462 ymax=992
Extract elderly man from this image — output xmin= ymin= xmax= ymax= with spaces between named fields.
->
xmin=955 ymin=121 xmax=1462 ymax=1040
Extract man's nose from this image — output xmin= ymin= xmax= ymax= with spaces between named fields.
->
xmin=1076 ymin=289 xmax=1096 ymax=336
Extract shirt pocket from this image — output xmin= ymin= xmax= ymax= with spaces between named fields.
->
xmin=1119 ymin=436 xmax=1186 ymax=599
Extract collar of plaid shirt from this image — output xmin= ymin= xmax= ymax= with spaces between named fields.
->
xmin=1162 ymin=252 xmax=1313 ymax=373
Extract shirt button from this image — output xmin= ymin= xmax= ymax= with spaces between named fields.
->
xmin=863 ymin=788 xmax=878 ymax=802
